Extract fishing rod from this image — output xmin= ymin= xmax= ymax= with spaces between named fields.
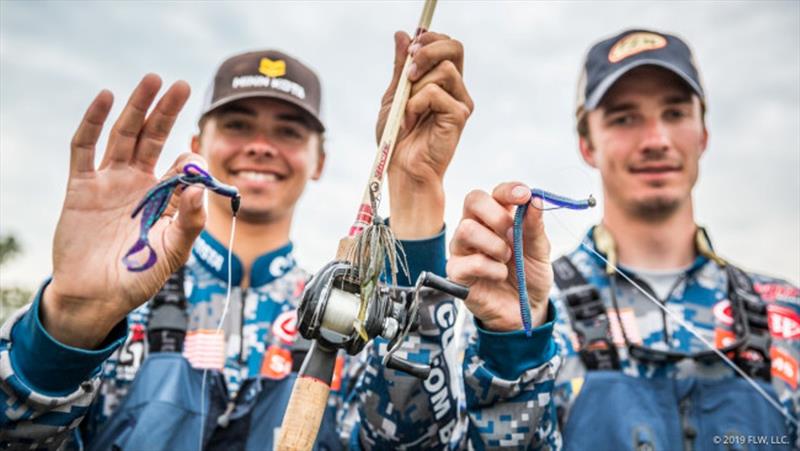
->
xmin=275 ymin=2 xmax=442 ymax=450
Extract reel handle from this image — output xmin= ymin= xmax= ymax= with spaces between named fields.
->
xmin=385 ymin=354 xmax=432 ymax=379
xmin=418 ymin=271 xmax=469 ymax=300
xmin=276 ymin=341 xmax=337 ymax=451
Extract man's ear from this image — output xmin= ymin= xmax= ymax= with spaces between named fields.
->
xmin=579 ymin=136 xmax=598 ymax=168
xmin=700 ymin=127 xmax=709 ymax=157
xmin=191 ymin=135 xmax=201 ymax=155
xmin=311 ymin=149 xmax=326 ymax=181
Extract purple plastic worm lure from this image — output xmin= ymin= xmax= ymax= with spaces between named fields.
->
xmin=514 ymin=189 xmax=596 ymax=335
xmin=122 ymin=163 xmax=240 ymax=272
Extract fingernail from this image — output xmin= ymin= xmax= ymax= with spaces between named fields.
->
xmin=531 ymin=196 xmax=544 ymax=210
xmin=408 ymin=43 xmax=421 ymax=56
xmin=506 ymin=227 xmax=514 ymax=243
xmin=512 ymin=186 xmax=529 ymax=200
xmin=407 ymin=63 xmax=418 ymax=80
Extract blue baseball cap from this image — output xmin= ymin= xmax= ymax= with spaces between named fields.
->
xmin=576 ymin=29 xmax=705 ymax=114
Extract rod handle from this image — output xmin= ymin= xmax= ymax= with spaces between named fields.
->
xmin=276 ymin=341 xmax=337 ymax=451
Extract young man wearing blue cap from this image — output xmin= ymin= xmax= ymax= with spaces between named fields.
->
xmin=444 ymin=29 xmax=798 ymax=449
xmin=0 ymin=31 xmax=474 ymax=450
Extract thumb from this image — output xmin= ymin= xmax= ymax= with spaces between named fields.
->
xmin=387 ymin=31 xmax=412 ymax=98
xmin=164 ymin=185 xmax=206 ymax=267
xmin=377 ymin=31 xmax=412 ymax=143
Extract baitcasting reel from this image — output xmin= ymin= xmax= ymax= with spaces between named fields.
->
xmin=296 ymin=260 xmax=469 ymax=379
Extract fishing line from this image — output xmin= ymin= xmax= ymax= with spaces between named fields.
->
xmin=547 ymin=211 xmax=798 ymax=427
xmin=198 ymin=214 xmax=237 ymax=451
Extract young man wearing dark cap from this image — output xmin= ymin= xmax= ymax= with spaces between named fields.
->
xmin=443 ymin=29 xmax=798 ymax=449
xmin=0 ymin=31 xmax=473 ymax=450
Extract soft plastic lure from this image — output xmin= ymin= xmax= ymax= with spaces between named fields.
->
xmin=514 ymin=189 xmax=596 ymax=335
xmin=123 ymin=163 xmax=240 ymax=272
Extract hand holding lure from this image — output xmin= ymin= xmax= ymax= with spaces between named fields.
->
xmin=122 ymin=163 xmax=240 ymax=272
xmin=514 ymin=189 xmax=595 ymax=335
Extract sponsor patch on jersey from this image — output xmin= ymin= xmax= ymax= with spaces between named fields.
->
xmin=755 ymin=283 xmax=800 ymax=303
xmin=712 ymin=299 xmax=734 ymax=326
xmin=607 ymin=307 xmax=642 ymax=345
xmin=714 ymin=328 xmax=736 ymax=350
xmin=260 ymin=345 xmax=292 ymax=379
xmin=272 ymin=309 xmax=299 ymax=345
xmin=183 ymin=329 xmax=226 ymax=370
xmin=767 ymin=305 xmax=800 ymax=340
xmin=770 ymin=347 xmax=798 ymax=389
xmin=608 ymin=32 xmax=667 ymax=63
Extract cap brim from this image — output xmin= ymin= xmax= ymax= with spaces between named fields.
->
xmin=584 ymin=59 xmax=704 ymax=110
xmin=200 ymin=91 xmax=325 ymax=132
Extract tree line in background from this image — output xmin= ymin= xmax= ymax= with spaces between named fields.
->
xmin=0 ymin=234 xmax=33 ymax=323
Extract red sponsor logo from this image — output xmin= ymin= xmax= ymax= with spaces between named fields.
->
xmin=714 ymin=328 xmax=736 ymax=349
xmin=260 ymin=345 xmax=292 ymax=379
xmin=754 ymin=283 xmax=799 ymax=302
xmin=272 ymin=310 xmax=298 ymax=345
xmin=374 ymin=142 xmax=391 ymax=179
xmin=770 ymin=347 xmax=798 ymax=389
xmin=767 ymin=305 xmax=800 ymax=340
xmin=293 ymin=280 xmax=305 ymax=298
xmin=712 ymin=300 xmax=734 ymax=326
xmin=130 ymin=323 xmax=146 ymax=342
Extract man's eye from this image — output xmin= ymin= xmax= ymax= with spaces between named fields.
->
xmin=224 ymin=120 xmax=250 ymax=131
xmin=665 ymin=109 xmax=687 ymax=120
xmin=278 ymin=126 xmax=303 ymax=139
xmin=610 ymin=115 xmax=634 ymax=126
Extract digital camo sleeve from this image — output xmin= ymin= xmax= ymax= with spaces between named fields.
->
xmin=463 ymin=301 xmax=563 ymax=450
xmin=340 ymin=229 xmax=463 ymax=450
xmin=0 ymin=281 xmax=127 ymax=450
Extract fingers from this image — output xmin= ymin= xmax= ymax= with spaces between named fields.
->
xmin=160 ymin=153 xmax=209 ymax=219
xmin=100 ymin=74 xmax=162 ymax=169
xmin=409 ymin=32 xmax=464 ymax=77
xmin=402 ymin=31 xmax=473 ymax=136
xmin=446 ymin=254 xmax=508 ymax=287
xmin=491 ymin=182 xmax=549 ymax=262
xmin=462 ymin=189 xmax=515 ymax=238
xmin=450 ymin=218 xmax=512 ymax=262
xmin=132 ymin=80 xmax=191 ymax=172
xmin=492 ymin=182 xmax=532 ymax=208
xmin=403 ymin=83 xmax=471 ymax=136
xmin=70 ymin=90 xmax=114 ymax=175
xmin=409 ymin=58 xmax=472 ymax=108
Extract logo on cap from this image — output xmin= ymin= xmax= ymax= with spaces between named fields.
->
xmin=259 ymin=58 xmax=286 ymax=78
xmin=608 ymin=32 xmax=667 ymax=63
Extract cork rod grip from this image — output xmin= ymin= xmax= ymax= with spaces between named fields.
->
xmin=275 ymin=376 xmax=331 ymax=451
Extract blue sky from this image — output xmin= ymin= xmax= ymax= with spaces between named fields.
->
xmin=1 ymin=1 xmax=798 ymax=287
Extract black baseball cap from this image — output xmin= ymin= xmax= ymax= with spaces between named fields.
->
xmin=576 ymin=29 xmax=705 ymax=115
xmin=200 ymin=49 xmax=325 ymax=131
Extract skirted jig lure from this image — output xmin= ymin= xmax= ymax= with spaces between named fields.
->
xmin=123 ymin=163 xmax=240 ymax=272
xmin=514 ymin=189 xmax=595 ymax=335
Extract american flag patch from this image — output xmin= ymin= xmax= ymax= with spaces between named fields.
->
xmin=183 ymin=329 xmax=226 ymax=370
